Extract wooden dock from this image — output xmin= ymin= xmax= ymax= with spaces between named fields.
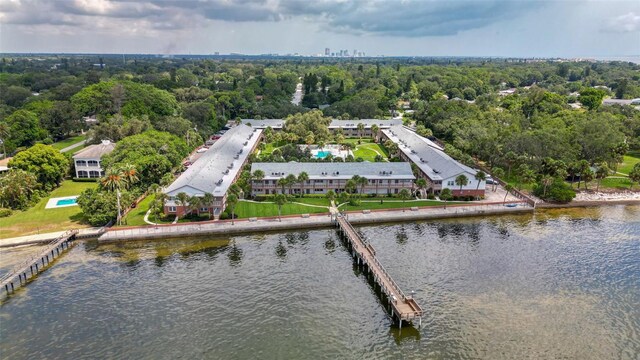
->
xmin=335 ymin=215 xmax=423 ymax=328
xmin=1 ymin=229 xmax=78 ymax=296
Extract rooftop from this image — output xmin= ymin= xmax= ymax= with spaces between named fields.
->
xmin=329 ymin=119 xmax=403 ymax=128
xmin=251 ymin=162 xmax=415 ymax=180
xmin=164 ymin=124 xmax=262 ymax=198
xmin=383 ymin=125 xmax=476 ymax=181
xmin=241 ymin=119 xmax=285 ymax=129
xmin=72 ymin=140 xmax=115 ymax=159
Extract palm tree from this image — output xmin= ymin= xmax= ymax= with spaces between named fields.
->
xmin=277 ymin=177 xmax=288 ymax=194
xmin=595 ymin=163 xmax=609 ymax=191
xmin=161 ymin=173 xmax=174 ymax=187
xmin=175 ymin=192 xmax=190 ymax=220
xmin=385 ymin=141 xmax=399 ymax=157
xmin=541 ymin=175 xmax=554 ymax=197
xmin=101 ymin=168 xmax=128 ymax=225
xmin=357 ymin=176 xmax=368 ymax=197
xmin=371 ymin=124 xmax=379 ymax=141
xmin=253 ymin=169 xmax=265 ymax=182
xmin=274 ymin=193 xmax=287 ymax=222
xmin=415 ymin=178 xmax=427 ymax=198
xmin=325 ymin=190 xmax=336 ymax=203
xmin=503 ymin=184 xmax=514 ymax=204
xmin=229 ymin=183 xmax=242 ymax=198
xmin=357 ymin=122 xmax=365 ymax=139
xmin=345 ymin=179 xmax=357 ymax=194
xmin=317 ymin=141 xmax=325 ymax=153
xmin=120 ymin=163 xmax=139 ymax=186
xmin=285 ymin=173 xmax=297 ymax=195
xmin=188 ymin=195 xmax=203 ymax=218
xmin=455 ymin=174 xmax=469 ymax=195
xmin=101 ymin=168 xmax=126 ymax=191
xmin=576 ymin=160 xmax=590 ymax=189
xmin=398 ymin=188 xmax=411 ymax=212
xmin=582 ymin=168 xmax=594 ymax=190
xmin=492 ymin=167 xmax=505 ymax=192
xmin=338 ymin=191 xmax=350 ymax=212
xmin=440 ymin=188 xmax=452 ymax=208
xmin=147 ymin=183 xmax=160 ymax=195
xmin=474 ymin=171 xmax=486 ymax=198
xmin=297 ymin=172 xmax=309 ymax=197
xmin=226 ymin=193 xmax=238 ymax=225
xmin=202 ymin=192 xmax=215 ymax=219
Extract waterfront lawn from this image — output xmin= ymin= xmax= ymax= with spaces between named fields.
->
xmin=595 ymin=177 xmax=633 ymax=190
xmin=0 ymin=180 xmax=97 ymax=239
xmin=337 ymin=199 xmax=464 ymax=211
xmin=122 ymin=194 xmax=155 ymax=226
xmin=617 ymin=154 xmax=640 ymax=175
xmin=51 ymin=134 xmax=87 ymax=151
xmin=234 ymin=200 xmax=329 ymax=218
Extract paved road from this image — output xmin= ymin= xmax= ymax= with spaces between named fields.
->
xmin=291 ymin=82 xmax=303 ymax=105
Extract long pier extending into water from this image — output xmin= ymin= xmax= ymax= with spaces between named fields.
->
xmin=335 ymin=215 xmax=423 ymax=328
xmin=1 ymin=229 xmax=78 ymax=296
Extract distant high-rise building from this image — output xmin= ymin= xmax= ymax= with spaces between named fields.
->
xmin=214 ymin=52 xmax=220 ymax=56
xmin=325 ymin=48 xmax=330 ymax=56
xmin=353 ymin=49 xmax=357 ymax=57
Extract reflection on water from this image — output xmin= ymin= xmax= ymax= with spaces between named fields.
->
xmin=1 ymin=205 xmax=639 ymax=359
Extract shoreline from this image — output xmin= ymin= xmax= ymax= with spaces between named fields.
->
xmin=536 ymin=199 xmax=640 ymax=208
xmin=98 ymin=203 xmax=532 ymax=243
xmin=2 ymin=200 xmax=638 ymax=248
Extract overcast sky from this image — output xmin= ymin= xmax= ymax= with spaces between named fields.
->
xmin=1 ymin=0 xmax=639 ymax=57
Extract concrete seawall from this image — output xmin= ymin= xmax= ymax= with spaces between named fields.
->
xmin=98 ymin=204 xmax=534 ymax=243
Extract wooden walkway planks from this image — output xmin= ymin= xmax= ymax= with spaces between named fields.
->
xmin=335 ymin=215 xmax=423 ymax=327
xmin=1 ymin=229 xmax=78 ymax=296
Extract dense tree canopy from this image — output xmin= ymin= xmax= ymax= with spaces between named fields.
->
xmin=101 ymin=130 xmax=189 ymax=188
xmin=8 ymin=144 xmax=69 ymax=189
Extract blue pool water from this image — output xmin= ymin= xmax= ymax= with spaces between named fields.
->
xmin=315 ymin=151 xmax=331 ymax=159
xmin=56 ymin=198 xmax=77 ymax=206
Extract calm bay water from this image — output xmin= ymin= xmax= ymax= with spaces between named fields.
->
xmin=1 ymin=206 xmax=639 ymax=359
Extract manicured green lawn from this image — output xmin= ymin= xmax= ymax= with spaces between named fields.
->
xmin=289 ymin=197 xmax=331 ymax=206
xmin=337 ymin=199 xmax=464 ymax=211
xmin=0 ymin=180 xmax=97 ymax=240
xmin=122 ymin=194 xmax=155 ymax=226
xmin=258 ymin=196 xmax=331 ymax=207
xmin=260 ymin=142 xmax=277 ymax=155
xmin=342 ymin=138 xmax=374 ymax=144
xmin=595 ymin=177 xmax=634 ymax=190
xmin=353 ymin=143 xmax=389 ymax=161
xmin=617 ymin=154 xmax=640 ymax=175
xmin=234 ymin=200 xmax=329 ymax=218
xmin=51 ymin=134 xmax=87 ymax=151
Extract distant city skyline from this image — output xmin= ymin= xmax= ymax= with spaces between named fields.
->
xmin=1 ymin=0 xmax=639 ymax=57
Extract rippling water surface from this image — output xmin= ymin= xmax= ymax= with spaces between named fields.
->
xmin=1 ymin=206 xmax=639 ymax=359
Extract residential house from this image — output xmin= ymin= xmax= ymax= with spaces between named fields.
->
xmin=72 ymin=140 xmax=115 ymax=179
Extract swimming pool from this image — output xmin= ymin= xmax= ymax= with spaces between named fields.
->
xmin=56 ymin=198 xmax=78 ymax=206
xmin=315 ymin=151 xmax=331 ymax=159
xmin=45 ymin=196 xmax=79 ymax=209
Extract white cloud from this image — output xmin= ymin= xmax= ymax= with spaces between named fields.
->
xmin=603 ymin=12 xmax=640 ymax=33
